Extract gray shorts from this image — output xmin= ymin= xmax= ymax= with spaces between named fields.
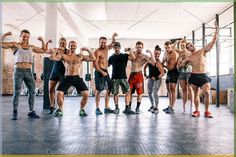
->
xmin=179 ymin=72 xmax=191 ymax=81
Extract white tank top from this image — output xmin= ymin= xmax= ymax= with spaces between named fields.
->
xmin=14 ymin=45 xmax=33 ymax=64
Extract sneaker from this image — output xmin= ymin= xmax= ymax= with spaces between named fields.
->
xmin=192 ymin=111 xmax=200 ymax=117
xmin=204 ymin=111 xmax=213 ymax=118
xmin=135 ymin=107 xmax=140 ymax=114
xmin=152 ymin=108 xmax=159 ymax=114
xmin=79 ymin=109 xmax=88 ymax=117
xmin=55 ymin=110 xmax=63 ymax=117
xmin=113 ymin=107 xmax=120 ymax=114
xmin=95 ymin=108 xmax=103 ymax=115
xmin=11 ymin=110 xmax=18 ymax=120
xmin=104 ymin=107 xmax=114 ymax=114
xmin=163 ymin=106 xmax=170 ymax=112
xmin=123 ymin=108 xmax=135 ymax=115
xmin=28 ymin=111 xmax=40 ymax=118
xmin=165 ymin=107 xmax=174 ymax=114
xmin=55 ymin=109 xmax=60 ymax=115
xmin=148 ymin=106 xmax=154 ymax=112
xmin=49 ymin=106 xmax=55 ymax=114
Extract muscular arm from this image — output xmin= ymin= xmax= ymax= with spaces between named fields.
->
xmin=146 ymin=50 xmax=156 ymax=64
xmin=49 ymin=48 xmax=63 ymax=61
xmin=156 ymin=60 xmax=165 ymax=78
xmin=31 ymin=36 xmax=46 ymax=54
xmin=177 ymin=55 xmax=186 ymax=69
xmin=1 ymin=32 xmax=18 ymax=49
xmin=127 ymin=49 xmax=136 ymax=61
xmin=166 ymin=52 xmax=178 ymax=70
xmin=143 ymin=62 xmax=148 ymax=77
xmin=81 ymin=47 xmax=96 ymax=62
xmin=204 ymin=21 xmax=219 ymax=53
xmin=93 ymin=50 xmax=106 ymax=75
xmin=107 ymin=33 xmax=118 ymax=50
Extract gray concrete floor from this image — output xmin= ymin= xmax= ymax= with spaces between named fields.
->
xmin=1 ymin=95 xmax=234 ymax=155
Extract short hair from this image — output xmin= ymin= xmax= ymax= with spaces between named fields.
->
xmin=186 ymin=42 xmax=192 ymax=48
xmin=164 ymin=41 xmax=172 ymax=46
xmin=59 ymin=37 xmax=67 ymax=42
xmin=99 ymin=36 xmax=107 ymax=41
xmin=69 ymin=40 xmax=76 ymax=47
xmin=155 ymin=45 xmax=161 ymax=51
xmin=180 ymin=39 xmax=187 ymax=44
xmin=136 ymin=41 xmax=143 ymax=46
xmin=20 ymin=29 xmax=30 ymax=36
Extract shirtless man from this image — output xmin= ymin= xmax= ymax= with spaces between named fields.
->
xmin=49 ymin=41 xmax=96 ymax=117
xmin=162 ymin=41 xmax=179 ymax=114
xmin=93 ymin=33 xmax=118 ymax=115
xmin=126 ymin=41 xmax=155 ymax=114
xmin=182 ymin=21 xmax=219 ymax=118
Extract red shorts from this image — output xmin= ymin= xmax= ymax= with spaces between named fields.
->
xmin=128 ymin=72 xmax=144 ymax=95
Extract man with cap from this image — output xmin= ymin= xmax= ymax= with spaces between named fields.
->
xmin=108 ymin=42 xmax=136 ymax=114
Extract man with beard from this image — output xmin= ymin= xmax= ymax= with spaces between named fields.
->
xmin=93 ymin=33 xmax=118 ymax=115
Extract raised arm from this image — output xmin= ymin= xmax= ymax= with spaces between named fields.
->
xmin=204 ymin=21 xmax=219 ymax=53
xmin=1 ymin=32 xmax=18 ymax=49
xmin=49 ymin=48 xmax=63 ymax=61
xmin=31 ymin=36 xmax=46 ymax=54
xmin=145 ymin=49 xmax=156 ymax=65
xmin=172 ymin=40 xmax=181 ymax=54
xmin=107 ymin=33 xmax=118 ymax=50
xmin=125 ymin=48 xmax=136 ymax=61
xmin=81 ymin=47 xmax=96 ymax=62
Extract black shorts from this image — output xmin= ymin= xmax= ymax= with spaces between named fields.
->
xmin=94 ymin=69 xmax=111 ymax=92
xmin=49 ymin=72 xmax=64 ymax=82
xmin=57 ymin=75 xmax=88 ymax=94
xmin=166 ymin=69 xmax=179 ymax=84
xmin=188 ymin=73 xmax=212 ymax=88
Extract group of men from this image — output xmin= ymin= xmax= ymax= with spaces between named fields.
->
xmin=1 ymin=20 xmax=219 ymax=120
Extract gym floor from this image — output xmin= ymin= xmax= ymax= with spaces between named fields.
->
xmin=2 ymin=95 xmax=234 ymax=155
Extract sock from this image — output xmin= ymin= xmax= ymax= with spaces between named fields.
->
xmin=129 ymin=102 xmax=132 ymax=107
xmin=115 ymin=104 xmax=119 ymax=108
xmin=137 ymin=102 xmax=141 ymax=108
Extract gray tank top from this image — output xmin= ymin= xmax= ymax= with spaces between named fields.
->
xmin=14 ymin=46 xmax=33 ymax=64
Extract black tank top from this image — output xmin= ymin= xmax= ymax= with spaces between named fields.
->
xmin=51 ymin=49 xmax=68 ymax=75
xmin=148 ymin=63 xmax=160 ymax=80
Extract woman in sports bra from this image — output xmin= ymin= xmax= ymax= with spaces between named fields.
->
xmin=1 ymin=30 xmax=46 ymax=120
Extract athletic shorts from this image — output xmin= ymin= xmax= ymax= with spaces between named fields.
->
xmin=94 ymin=69 xmax=111 ymax=92
xmin=49 ymin=72 xmax=64 ymax=82
xmin=128 ymin=72 xmax=143 ymax=95
xmin=166 ymin=68 xmax=179 ymax=84
xmin=179 ymin=72 xmax=191 ymax=81
xmin=111 ymin=79 xmax=130 ymax=95
xmin=188 ymin=73 xmax=212 ymax=88
xmin=57 ymin=75 xmax=88 ymax=94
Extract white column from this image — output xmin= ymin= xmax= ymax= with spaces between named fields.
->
xmin=45 ymin=3 xmax=58 ymax=48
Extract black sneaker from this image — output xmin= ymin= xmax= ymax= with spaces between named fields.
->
xmin=55 ymin=109 xmax=60 ymax=115
xmin=11 ymin=110 xmax=18 ymax=120
xmin=135 ymin=107 xmax=140 ymax=114
xmin=148 ymin=106 xmax=154 ymax=112
xmin=123 ymin=108 xmax=135 ymax=115
xmin=113 ymin=107 xmax=120 ymax=114
xmin=152 ymin=108 xmax=159 ymax=114
xmin=163 ymin=106 xmax=170 ymax=112
xmin=79 ymin=109 xmax=88 ymax=117
xmin=28 ymin=111 xmax=40 ymax=118
xmin=49 ymin=106 xmax=55 ymax=114
xmin=165 ymin=107 xmax=174 ymax=114
xmin=104 ymin=107 xmax=114 ymax=114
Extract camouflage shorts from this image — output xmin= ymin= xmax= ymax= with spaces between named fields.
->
xmin=111 ymin=79 xmax=130 ymax=95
